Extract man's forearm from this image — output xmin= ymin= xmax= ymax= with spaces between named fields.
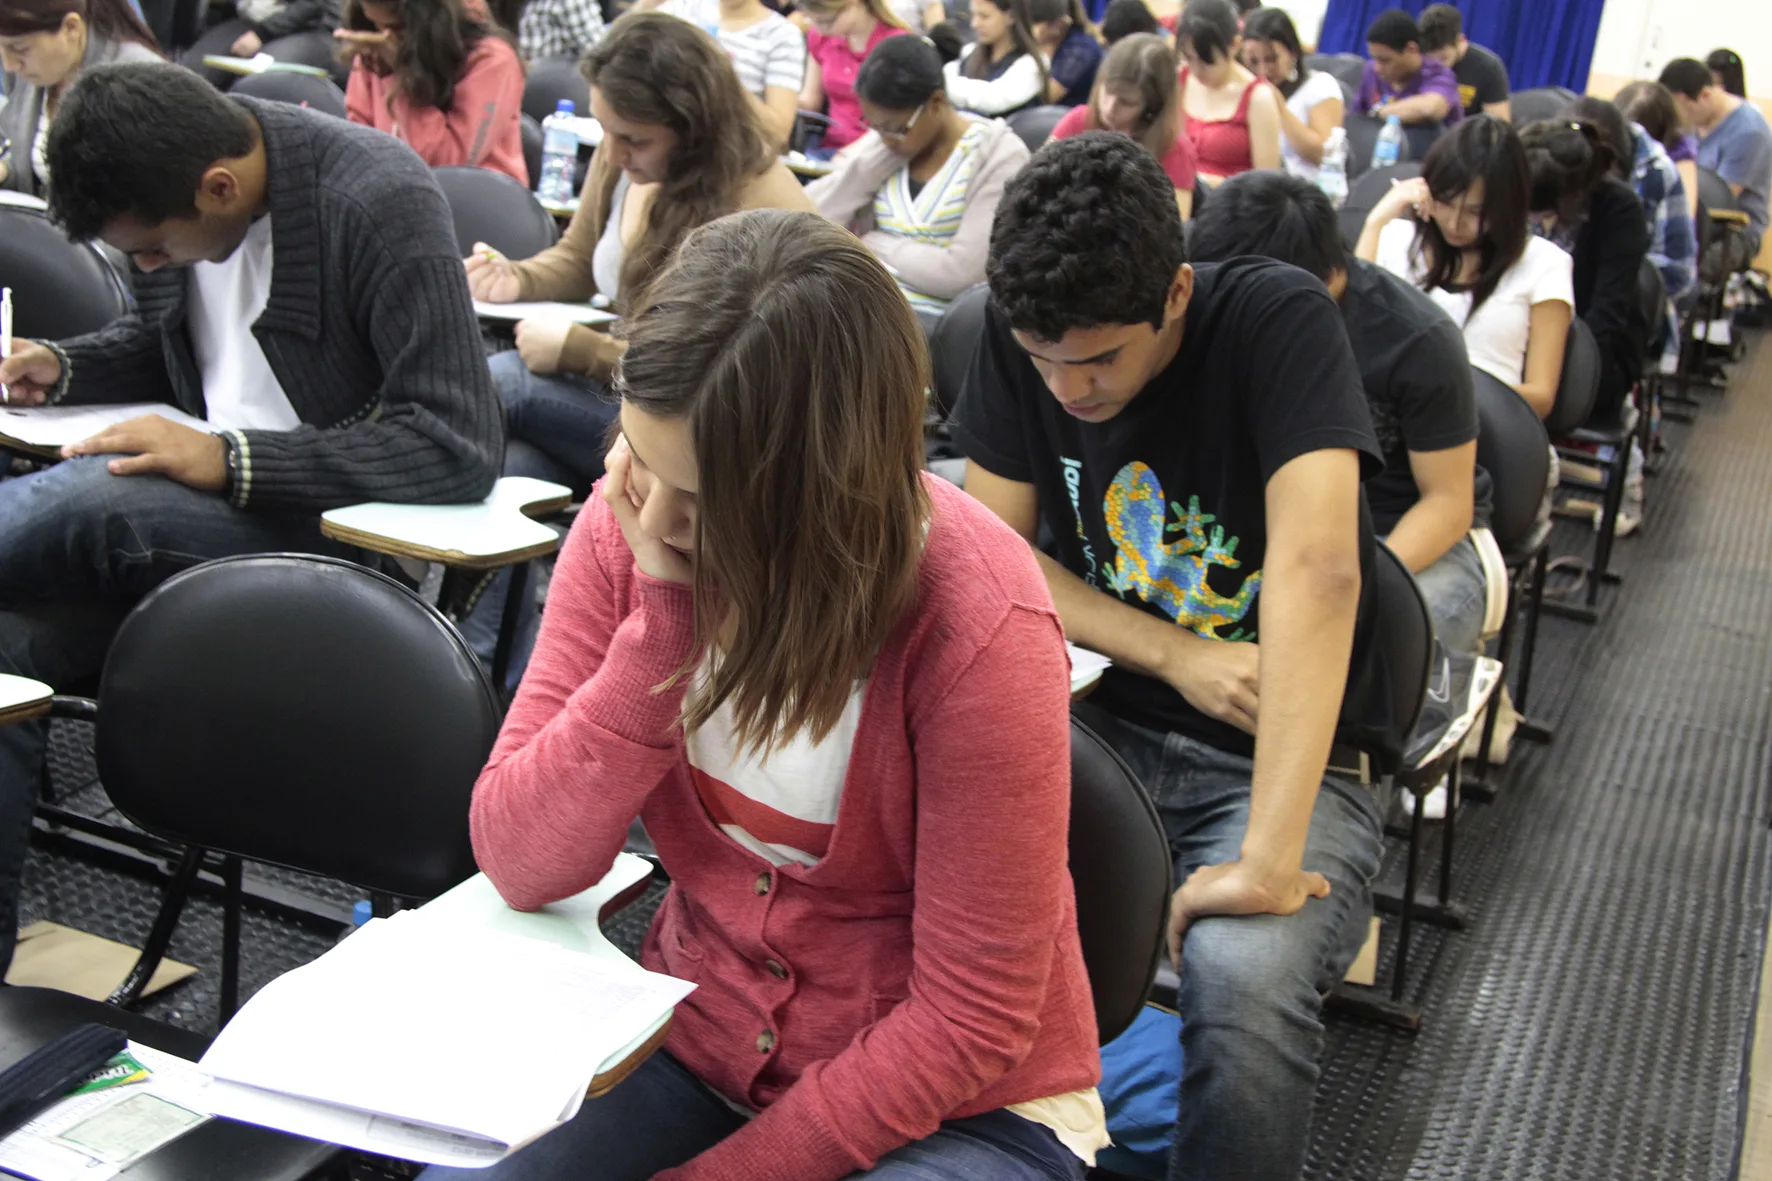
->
xmin=1034 ymin=550 xmax=1198 ymax=681
xmin=1242 ymin=552 xmax=1361 ymax=873
xmin=1385 ymin=94 xmax=1449 ymax=124
xmin=1385 ymin=493 xmax=1469 ymax=574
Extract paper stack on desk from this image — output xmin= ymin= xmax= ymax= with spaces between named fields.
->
xmin=198 ymin=912 xmax=693 ymax=1167
xmin=0 ymin=404 xmax=212 ymax=458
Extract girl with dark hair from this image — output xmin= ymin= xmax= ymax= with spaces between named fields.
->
xmin=459 ymin=12 xmax=813 ymax=681
xmin=338 ymin=0 xmax=527 ymax=183
xmin=1049 ymin=32 xmax=1195 ymax=214
xmin=1707 ymin=47 xmax=1747 ymax=98
xmin=1521 ymin=118 xmax=1652 ymax=419
xmin=1616 ymin=78 xmax=1700 ymax=218
xmin=809 ymin=33 xmax=1031 ymax=326
xmin=1027 ymin=0 xmax=1099 ymax=105
xmin=1241 ymin=5 xmax=1342 ymax=181
xmin=1174 ymin=0 xmax=1279 ymax=182
xmin=1356 ymin=116 xmax=1573 ymax=418
xmin=1097 ymin=0 xmax=1155 ymax=45
xmin=797 ymin=0 xmax=908 ymax=154
xmin=424 ymin=209 xmax=1104 ymax=1181
xmin=944 ymin=0 xmax=1048 ymax=114
xmin=0 ymin=0 xmax=159 ymax=195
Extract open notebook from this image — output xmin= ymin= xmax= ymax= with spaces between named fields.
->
xmin=0 ymin=404 xmax=212 ymax=458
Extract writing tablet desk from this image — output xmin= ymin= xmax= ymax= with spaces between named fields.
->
xmin=321 ymin=476 xmax=572 ymax=692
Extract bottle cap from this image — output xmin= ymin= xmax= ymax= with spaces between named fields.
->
xmin=555 ymin=99 xmax=575 ymax=115
xmin=352 ymin=899 xmax=373 ymax=927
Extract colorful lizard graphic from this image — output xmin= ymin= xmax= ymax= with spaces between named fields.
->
xmin=1103 ymin=461 xmax=1261 ymax=640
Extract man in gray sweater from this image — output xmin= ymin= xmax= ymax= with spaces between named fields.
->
xmin=0 ymin=61 xmax=503 ymax=973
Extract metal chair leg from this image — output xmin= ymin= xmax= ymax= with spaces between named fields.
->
xmin=219 ymin=854 xmax=244 ymax=1026
xmin=490 ymin=560 xmax=530 ymax=699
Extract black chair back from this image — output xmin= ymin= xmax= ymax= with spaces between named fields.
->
xmin=1697 ymin=166 xmax=1741 ymax=217
xmin=1337 ymin=541 xmax=1432 ymax=779
xmin=1508 ymin=87 xmax=1580 ymax=125
xmin=95 ymin=555 xmax=499 ymax=899
xmin=230 ymin=70 xmax=348 ymax=118
xmin=258 ymin=30 xmax=351 ymax=89
xmin=1543 ymin=316 xmax=1600 ymax=437
xmin=1637 ymin=255 xmax=1667 ymax=360
xmin=1305 ymin=52 xmax=1365 ymax=93
xmin=1068 ymin=715 xmax=1170 ymax=1045
xmin=928 ymin=283 xmax=990 ymax=418
xmin=520 ymin=114 xmax=545 ymax=194
xmin=1472 ymin=368 xmax=1552 ymax=553
xmin=1342 ymin=109 xmax=1379 ymax=177
xmin=0 ymin=204 xmax=130 ymax=341
xmin=432 ymin=166 xmax=560 ymax=259
xmin=1339 ymin=161 xmax=1421 ymax=247
xmin=523 ymin=56 xmax=591 ymax=126
xmin=1007 ymin=105 xmax=1069 ymax=152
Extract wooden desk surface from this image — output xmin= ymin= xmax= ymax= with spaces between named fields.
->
xmin=320 ymin=476 xmax=572 ymax=570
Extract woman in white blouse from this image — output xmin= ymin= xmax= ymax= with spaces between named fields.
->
xmin=1240 ymin=6 xmax=1342 ymax=182
xmin=1356 ymin=116 xmax=1573 ymax=419
xmin=943 ymin=0 xmax=1049 ymax=116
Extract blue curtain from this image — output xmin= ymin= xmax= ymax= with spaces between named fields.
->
xmin=1316 ymin=0 xmax=1607 ymax=94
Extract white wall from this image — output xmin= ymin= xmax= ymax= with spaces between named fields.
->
xmin=1591 ymin=0 xmax=1772 ymax=97
xmin=1265 ymin=0 xmax=1329 ymax=48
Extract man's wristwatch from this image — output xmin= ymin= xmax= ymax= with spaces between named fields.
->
xmin=220 ymin=434 xmax=241 ymax=498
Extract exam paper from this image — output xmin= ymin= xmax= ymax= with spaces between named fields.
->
xmin=0 ymin=404 xmax=213 ymax=454
xmin=1067 ymin=643 xmax=1112 ymax=694
xmin=473 ymin=300 xmax=617 ymax=326
xmin=0 ymin=1043 xmax=213 ymax=1181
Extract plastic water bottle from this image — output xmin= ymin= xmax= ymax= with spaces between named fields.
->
xmin=1372 ymin=114 xmax=1405 ymax=169
xmin=537 ymin=99 xmax=580 ymax=204
xmin=1317 ymin=127 xmax=1349 ymax=210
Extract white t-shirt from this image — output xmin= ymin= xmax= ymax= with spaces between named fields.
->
xmin=187 ymin=216 xmax=300 ymax=432
xmin=1375 ymin=218 xmax=1575 ymax=387
xmin=1280 ymin=70 xmax=1344 ymax=181
xmin=658 ymin=0 xmax=807 ymax=98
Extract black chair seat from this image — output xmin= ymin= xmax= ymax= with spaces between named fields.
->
xmin=432 ymin=166 xmax=560 ymax=260
xmin=1566 ymin=404 xmax=1637 ymax=446
xmin=1503 ymin=518 xmax=1554 ymax=570
xmin=0 ymin=987 xmax=342 ymax=1180
xmin=1007 ymin=105 xmax=1069 ymax=153
xmin=230 ymin=71 xmax=348 ymax=118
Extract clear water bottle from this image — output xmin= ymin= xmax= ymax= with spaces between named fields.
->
xmin=1317 ymin=127 xmax=1349 ymax=210
xmin=537 ymin=99 xmax=580 ymax=204
xmin=1372 ymin=114 xmax=1405 ymax=169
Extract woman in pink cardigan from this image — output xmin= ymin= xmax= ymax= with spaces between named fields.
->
xmin=338 ymin=0 xmax=527 ymax=184
xmin=420 ymin=209 xmax=1103 ymax=1181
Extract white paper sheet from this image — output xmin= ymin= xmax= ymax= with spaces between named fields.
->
xmin=473 ymin=300 xmax=617 ymax=326
xmin=1067 ymin=643 xmax=1112 ymax=694
xmin=0 ymin=403 xmax=213 ymax=452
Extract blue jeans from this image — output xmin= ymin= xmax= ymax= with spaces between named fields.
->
xmin=0 ymin=457 xmax=361 ymax=974
xmin=1078 ymin=709 xmax=1383 ymax=1181
xmin=418 ymin=1050 xmax=1084 ymax=1181
xmin=460 ymin=351 xmax=619 ymax=690
xmin=1411 ymin=536 xmax=1486 ymax=661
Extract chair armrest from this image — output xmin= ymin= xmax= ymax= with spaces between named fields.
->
xmin=319 ymin=477 xmax=571 ymax=571
xmin=0 ymin=676 xmax=54 ymax=727
xmin=1709 ymin=208 xmax=1752 ymax=227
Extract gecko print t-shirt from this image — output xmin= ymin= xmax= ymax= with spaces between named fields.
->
xmin=953 ymin=256 xmax=1382 ymax=755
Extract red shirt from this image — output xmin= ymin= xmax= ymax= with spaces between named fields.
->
xmin=809 ymin=21 xmax=907 ymax=149
xmin=470 ymin=474 xmax=1099 ymax=1181
xmin=1051 ymin=102 xmax=1199 ymax=191
xmin=345 ymin=35 xmax=528 ymax=185
xmin=1178 ymin=68 xmax=1263 ymax=179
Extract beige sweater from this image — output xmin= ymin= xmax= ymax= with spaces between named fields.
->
xmin=511 ymin=151 xmax=816 ymax=379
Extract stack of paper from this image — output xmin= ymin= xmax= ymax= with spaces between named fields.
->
xmin=198 ymin=913 xmax=693 ymax=1166
xmin=1067 ymin=643 xmax=1113 ymax=695
xmin=0 ymin=404 xmax=212 ymax=457
xmin=473 ymin=300 xmax=617 ymax=326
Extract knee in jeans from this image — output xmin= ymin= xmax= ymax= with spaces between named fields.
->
xmin=1179 ymin=913 xmax=1322 ymax=1016
xmin=488 ymin=350 xmax=533 ymax=404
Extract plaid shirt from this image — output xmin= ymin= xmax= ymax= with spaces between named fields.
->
xmin=519 ymin=0 xmax=605 ymax=62
xmin=1631 ymin=123 xmax=1698 ymax=308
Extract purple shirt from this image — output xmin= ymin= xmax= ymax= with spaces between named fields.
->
xmin=1355 ymin=57 xmax=1464 ymax=124
xmin=1669 ymin=133 xmax=1699 ymax=164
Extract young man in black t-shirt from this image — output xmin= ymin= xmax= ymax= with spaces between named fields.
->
xmin=1191 ymin=171 xmax=1492 ymax=745
xmin=1419 ymin=3 xmax=1511 ymax=121
xmin=953 ymin=133 xmax=1385 ymax=1181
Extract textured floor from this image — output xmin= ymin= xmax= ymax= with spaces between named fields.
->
xmin=15 ymin=336 xmax=1772 ymax=1179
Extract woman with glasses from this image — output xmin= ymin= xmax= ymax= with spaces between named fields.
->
xmin=798 ymin=0 xmax=909 ymax=156
xmin=809 ymin=34 xmax=1031 ymax=330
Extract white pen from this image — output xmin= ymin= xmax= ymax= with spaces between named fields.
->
xmin=1 ymin=286 xmax=12 ymax=406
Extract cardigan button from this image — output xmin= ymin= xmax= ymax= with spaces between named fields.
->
xmin=756 ymin=1030 xmax=776 ymax=1053
xmin=764 ymin=959 xmax=788 ymax=980
xmin=754 ymin=873 xmax=771 ymax=896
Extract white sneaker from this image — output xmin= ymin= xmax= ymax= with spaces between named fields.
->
xmin=1399 ymin=778 xmax=1449 ymax=821
xmin=1461 ymin=685 xmax=1519 ymax=765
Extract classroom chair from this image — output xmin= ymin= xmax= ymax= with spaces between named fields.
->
xmin=522 ymin=55 xmax=591 ymax=126
xmin=0 ymin=202 xmax=132 ymax=342
xmin=432 ymin=166 xmax=561 ymax=261
xmin=521 ymin=113 xmax=546 ymax=192
xmin=258 ymin=28 xmax=353 ymax=90
xmin=928 ymin=282 xmax=990 ymax=420
xmin=1542 ymin=317 xmax=1622 ymax=626
xmin=1338 ymin=161 xmax=1421 ymax=248
xmin=1505 ymin=87 xmax=1580 ymax=126
xmin=230 ymin=70 xmax=349 ymax=119
xmin=1007 ymin=105 xmax=1069 ymax=153
xmin=1304 ymin=52 xmax=1364 ymax=95
xmin=1465 ymin=369 xmax=1555 ymax=803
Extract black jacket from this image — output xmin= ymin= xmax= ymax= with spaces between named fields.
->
xmin=1569 ymin=177 xmax=1651 ymax=420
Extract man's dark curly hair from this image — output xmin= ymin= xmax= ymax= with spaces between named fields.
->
xmin=46 ymin=62 xmax=259 ymax=244
xmin=985 ymin=131 xmax=1188 ymax=342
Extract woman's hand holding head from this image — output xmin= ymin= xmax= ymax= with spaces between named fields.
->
xmin=603 ymin=426 xmax=696 ymax=585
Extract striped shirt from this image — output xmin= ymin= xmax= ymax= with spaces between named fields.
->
xmin=871 ymin=121 xmax=991 ymax=317
xmin=658 ymin=0 xmax=807 ymax=98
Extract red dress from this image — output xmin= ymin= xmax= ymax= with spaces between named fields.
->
xmin=1179 ymin=67 xmax=1262 ymax=179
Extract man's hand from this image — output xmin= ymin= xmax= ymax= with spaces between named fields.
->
xmin=0 ymin=341 xmax=61 ymax=406
xmin=230 ymin=29 xmax=263 ymax=56
xmin=1167 ymin=859 xmax=1331 ymax=966
xmin=63 ymin=416 xmax=228 ymax=492
xmin=514 ymin=319 xmax=574 ymax=375
xmin=1160 ymin=636 xmax=1261 ymax=735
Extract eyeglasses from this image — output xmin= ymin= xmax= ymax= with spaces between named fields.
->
xmin=868 ymin=103 xmax=926 ymax=142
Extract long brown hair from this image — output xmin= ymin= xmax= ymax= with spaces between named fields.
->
xmin=1090 ymin=33 xmax=1179 ymax=165
xmin=616 ymin=210 xmax=930 ymax=752
xmin=341 ymin=0 xmax=503 ymax=113
xmin=965 ymin=0 xmax=1048 ymax=87
xmin=0 ymin=0 xmax=158 ymax=52
xmin=582 ymin=12 xmax=774 ymax=306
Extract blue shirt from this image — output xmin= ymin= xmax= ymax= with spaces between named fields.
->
xmin=1698 ymin=99 xmax=1772 ymax=245
xmin=1048 ymin=26 xmax=1102 ymax=107
xmin=1630 ymin=123 xmax=1697 ymax=308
